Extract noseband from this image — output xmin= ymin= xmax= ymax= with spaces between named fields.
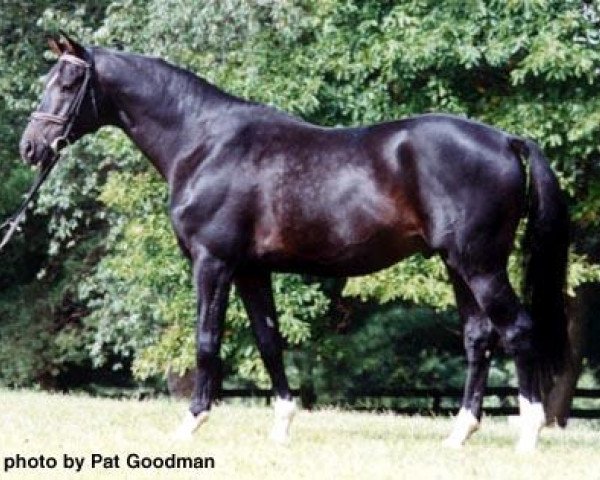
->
xmin=30 ymin=53 xmax=96 ymax=153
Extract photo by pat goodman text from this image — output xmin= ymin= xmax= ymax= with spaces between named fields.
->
xmin=3 ymin=453 xmax=216 ymax=473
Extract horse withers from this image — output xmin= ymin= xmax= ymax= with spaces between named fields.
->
xmin=19 ymin=34 xmax=569 ymax=452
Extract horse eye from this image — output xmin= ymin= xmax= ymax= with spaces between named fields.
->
xmin=62 ymin=68 xmax=84 ymax=89
xmin=60 ymin=80 xmax=73 ymax=91
xmin=60 ymin=75 xmax=78 ymax=90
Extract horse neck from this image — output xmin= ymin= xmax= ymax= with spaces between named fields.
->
xmin=94 ymin=49 xmax=242 ymax=181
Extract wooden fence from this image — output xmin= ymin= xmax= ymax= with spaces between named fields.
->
xmin=219 ymin=387 xmax=600 ymax=419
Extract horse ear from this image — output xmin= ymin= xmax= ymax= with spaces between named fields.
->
xmin=58 ymin=30 xmax=86 ymax=57
xmin=47 ymin=36 xmax=63 ymax=56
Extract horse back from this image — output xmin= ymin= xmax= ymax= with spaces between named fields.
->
xmin=171 ymin=112 xmax=525 ymax=275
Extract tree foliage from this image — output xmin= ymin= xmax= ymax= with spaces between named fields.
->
xmin=1 ymin=1 xmax=600 ymax=392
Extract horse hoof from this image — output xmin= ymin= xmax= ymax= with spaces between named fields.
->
xmin=515 ymin=439 xmax=537 ymax=454
xmin=442 ymin=436 xmax=464 ymax=449
xmin=443 ymin=408 xmax=479 ymax=449
xmin=515 ymin=428 xmax=541 ymax=453
xmin=172 ymin=411 xmax=209 ymax=440
xmin=270 ymin=428 xmax=291 ymax=445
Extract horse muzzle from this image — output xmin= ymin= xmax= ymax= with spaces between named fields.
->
xmin=19 ymin=138 xmax=36 ymax=164
xmin=19 ymin=137 xmax=55 ymax=168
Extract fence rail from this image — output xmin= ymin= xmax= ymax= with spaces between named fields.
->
xmin=219 ymin=387 xmax=600 ymax=418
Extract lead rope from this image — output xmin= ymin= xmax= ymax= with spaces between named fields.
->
xmin=0 ymin=153 xmax=60 ymax=251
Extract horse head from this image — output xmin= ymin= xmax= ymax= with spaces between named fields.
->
xmin=20 ymin=32 xmax=100 ymax=168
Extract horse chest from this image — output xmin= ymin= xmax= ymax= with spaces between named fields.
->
xmin=169 ymin=183 xmax=250 ymax=258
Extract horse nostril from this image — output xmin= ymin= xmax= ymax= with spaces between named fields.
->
xmin=20 ymin=140 xmax=34 ymax=161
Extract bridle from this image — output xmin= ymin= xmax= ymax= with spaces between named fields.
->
xmin=30 ymin=53 xmax=96 ymax=153
xmin=0 ymin=53 xmax=96 ymax=251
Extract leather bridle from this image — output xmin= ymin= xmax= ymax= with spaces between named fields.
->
xmin=30 ymin=53 xmax=96 ymax=153
xmin=0 ymin=53 xmax=96 ymax=251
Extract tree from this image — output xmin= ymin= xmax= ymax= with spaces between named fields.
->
xmin=1 ymin=2 xmax=599 ymax=420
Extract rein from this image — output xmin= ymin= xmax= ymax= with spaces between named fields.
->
xmin=0 ymin=53 xmax=93 ymax=252
xmin=0 ymin=154 xmax=60 ymax=251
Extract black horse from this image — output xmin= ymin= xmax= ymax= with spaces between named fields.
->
xmin=20 ymin=35 xmax=569 ymax=451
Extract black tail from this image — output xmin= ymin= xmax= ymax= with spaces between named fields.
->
xmin=511 ymin=138 xmax=570 ymax=383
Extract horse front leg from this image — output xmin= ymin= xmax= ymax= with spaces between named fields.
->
xmin=235 ymin=271 xmax=296 ymax=443
xmin=174 ymin=247 xmax=233 ymax=439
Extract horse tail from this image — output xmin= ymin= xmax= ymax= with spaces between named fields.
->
xmin=510 ymin=137 xmax=570 ymax=388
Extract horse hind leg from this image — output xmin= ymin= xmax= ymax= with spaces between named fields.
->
xmin=463 ymin=270 xmax=546 ymax=452
xmin=235 ymin=271 xmax=296 ymax=444
xmin=444 ymin=269 xmax=499 ymax=448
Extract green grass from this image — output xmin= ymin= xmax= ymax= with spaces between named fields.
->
xmin=1 ymin=389 xmax=599 ymax=480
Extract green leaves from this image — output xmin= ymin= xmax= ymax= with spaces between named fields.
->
xmin=2 ymin=0 xmax=600 ymax=391
xmin=344 ymin=256 xmax=455 ymax=311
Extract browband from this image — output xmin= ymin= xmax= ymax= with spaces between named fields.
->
xmin=59 ymin=53 xmax=90 ymax=68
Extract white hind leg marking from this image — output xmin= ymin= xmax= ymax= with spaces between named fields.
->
xmin=515 ymin=395 xmax=545 ymax=453
xmin=270 ymin=397 xmax=296 ymax=444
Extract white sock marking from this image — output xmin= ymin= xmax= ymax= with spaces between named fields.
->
xmin=443 ymin=407 xmax=479 ymax=448
xmin=270 ymin=397 xmax=296 ymax=444
xmin=516 ymin=395 xmax=545 ymax=453
xmin=173 ymin=410 xmax=209 ymax=440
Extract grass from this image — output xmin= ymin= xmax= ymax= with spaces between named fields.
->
xmin=1 ymin=389 xmax=599 ymax=480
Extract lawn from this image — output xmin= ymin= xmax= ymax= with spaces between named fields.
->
xmin=0 ymin=389 xmax=599 ymax=480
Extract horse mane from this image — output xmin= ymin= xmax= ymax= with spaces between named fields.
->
xmin=91 ymin=46 xmax=259 ymax=113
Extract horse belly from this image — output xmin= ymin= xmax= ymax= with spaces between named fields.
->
xmin=309 ymin=229 xmax=428 ymax=277
xmin=250 ymin=220 xmax=427 ymax=277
